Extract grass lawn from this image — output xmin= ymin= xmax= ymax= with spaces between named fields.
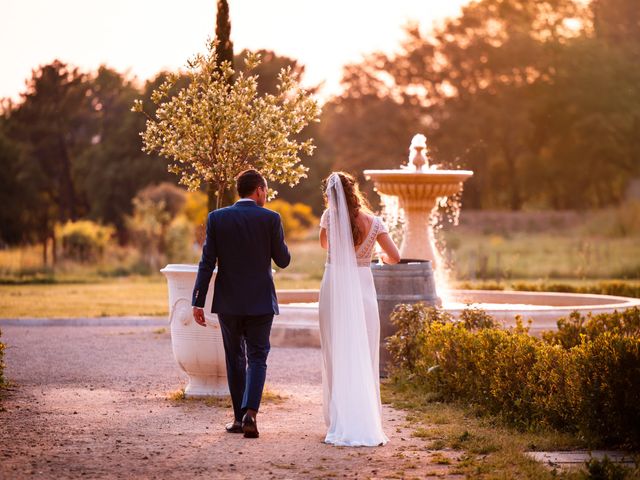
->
xmin=444 ymin=231 xmax=640 ymax=280
xmin=0 ymin=278 xmax=168 ymax=318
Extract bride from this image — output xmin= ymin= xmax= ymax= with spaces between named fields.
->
xmin=318 ymin=172 xmax=401 ymax=446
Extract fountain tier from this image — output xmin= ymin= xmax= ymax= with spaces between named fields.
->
xmin=364 ymin=169 xmax=473 ymax=263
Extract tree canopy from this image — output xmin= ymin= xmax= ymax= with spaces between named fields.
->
xmin=322 ymin=0 xmax=640 ymax=209
xmin=1 ymin=0 xmax=639 ymax=249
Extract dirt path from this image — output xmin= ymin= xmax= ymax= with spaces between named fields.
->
xmin=0 ymin=323 xmax=463 ymax=479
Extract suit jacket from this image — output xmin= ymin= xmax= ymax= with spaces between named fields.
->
xmin=191 ymin=200 xmax=290 ymax=315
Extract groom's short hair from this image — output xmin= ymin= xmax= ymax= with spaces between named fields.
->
xmin=236 ymin=169 xmax=266 ymax=197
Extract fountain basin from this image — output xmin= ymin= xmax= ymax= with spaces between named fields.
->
xmin=364 ymin=169 xmax=474 ymax=198
xmin=276 ymin=289 xmax=640 ymax=339
xmin=364 ymin=169 xmax=473 ymax=262
xmin=446 ymin=289 xmax=640 ymax=335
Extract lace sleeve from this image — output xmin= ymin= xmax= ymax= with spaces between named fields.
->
xmin=320 ymin=209 xmax=329 ymax=229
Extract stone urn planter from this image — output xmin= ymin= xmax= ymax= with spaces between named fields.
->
xmin=160 ymin=264 xmax=228 ymax=397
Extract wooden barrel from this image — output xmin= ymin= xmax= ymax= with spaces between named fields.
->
xmin=371 ymin=260 xmax=440 ymax=375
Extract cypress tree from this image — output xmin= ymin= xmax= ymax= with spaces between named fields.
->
xmin=208 ymin=0 xmax=236 ymax=210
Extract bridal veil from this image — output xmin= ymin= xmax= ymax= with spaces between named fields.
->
xmin=321 ymin=173 xmax=388 ymax=446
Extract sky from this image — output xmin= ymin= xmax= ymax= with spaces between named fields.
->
xmin=2 ymin=0 xmax=470 ymax=102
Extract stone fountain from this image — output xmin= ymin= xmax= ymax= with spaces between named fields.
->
xmin=364 ymin=134 xmax=473 ymax=264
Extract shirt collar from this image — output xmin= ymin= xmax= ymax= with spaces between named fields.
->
xmin=236 ymin=198 xmax=256 ymax=204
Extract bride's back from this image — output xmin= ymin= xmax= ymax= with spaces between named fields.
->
xmin=354 ymin=212 xmax=375 ymax=247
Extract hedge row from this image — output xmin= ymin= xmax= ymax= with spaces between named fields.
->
xmin=456 ymin=280 xmax=640 ymax=299
xmin=387 ymin=305 xmax=640 ymax=447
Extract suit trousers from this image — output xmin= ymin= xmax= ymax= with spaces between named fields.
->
xmin=217 ymin=313 xmax=274 ymax=421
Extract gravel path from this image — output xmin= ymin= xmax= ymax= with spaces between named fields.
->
xmin=0 ymin=323 xmax=463 ymax=479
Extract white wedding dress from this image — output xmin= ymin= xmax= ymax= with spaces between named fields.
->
xmin=318 ymin=174 xmax=389 ymax=447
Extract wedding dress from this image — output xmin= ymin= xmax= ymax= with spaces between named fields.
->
xmin=318 ymin=174 xmax=389 ymax=447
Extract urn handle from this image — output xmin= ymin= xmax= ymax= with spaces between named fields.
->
xmin=168 ymin=298 xmax=193 ymax=326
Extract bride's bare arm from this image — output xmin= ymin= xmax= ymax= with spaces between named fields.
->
xmin=320 ymin=227 xmax=328 ymax=249
xmin=376 ymin=233 xmax=401 ymax=264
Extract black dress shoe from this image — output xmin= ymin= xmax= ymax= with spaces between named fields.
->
xmin=242 ymin=413 xmax=259 ymax=438
xmin=225 ymin=420 xmax=243 ymax=433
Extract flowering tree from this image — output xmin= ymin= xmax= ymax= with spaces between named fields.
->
xmin=132 ymin=40 xmax=320 ymax=209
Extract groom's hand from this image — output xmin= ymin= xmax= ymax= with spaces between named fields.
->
xmin=193 ymin=307 xmax=206 ymax=327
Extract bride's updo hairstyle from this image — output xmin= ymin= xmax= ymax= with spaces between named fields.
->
xmin=323 ymin=172 xmax=372 ymax=246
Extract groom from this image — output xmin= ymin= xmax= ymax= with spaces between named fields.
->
xmin=192 ymin=169 xmax=290 ymax=438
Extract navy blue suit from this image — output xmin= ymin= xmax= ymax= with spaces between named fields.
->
xmin=192 ymin=199 xmax=290 ymax=420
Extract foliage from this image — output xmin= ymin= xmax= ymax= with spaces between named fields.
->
xmin=125 ymin=183 xmax=204 ymax=268
xmin=79 ymin=67 xmax=178 ymax=236
xmin=388 ymin=303 xmax=640 ymax=447
xmin=322 ymin=0 xmax=640 ymax=210
xmin=135 ymin=182 xmax=186 ymax=218
xmin=126 ymin=197 xmax=171 ymax=272
xmin=489 ymin=281 xmax=640 ymax=299
xmin=543 ymin=308 xmax=640 ymax=348
xmin=233 ymin=48 xmax=330 ymax=214
xmin=582 ymin=455 xmax=640 ymax=480
xmin=0 ymin=126 xmax=39 ymax=245
xmin=1 ymin=61 xmax=93 ymax=257
xmin=182 ymin=190 xmax=208 ymax=226
xmin=133 ymin=39 xmax=320 ymax=209
xmin=55 ymin=220 xmax=114 ymax=263
xmin=0 ymin=63 xmax=180 ymax=249
xmin=266 ymin=199 xmax=318 ymax=239
xmin=318 ymin=91 xmax=424 ymax=201
xmin=165 ymin=215 xmax=197 ymax=264
xmin=215 ymin=0 xmax=234 ymax=70
xmin=181 ymin=190 xmax=208 ymax=245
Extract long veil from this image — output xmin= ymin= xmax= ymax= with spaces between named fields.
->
xmin=324 ymin=173 xmax=386 ymax=446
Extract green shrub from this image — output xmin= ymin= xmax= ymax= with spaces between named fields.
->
xmin=55 ymin=220 xmax=114 ymax=263
xmin=512 ymin=282 xmax=640 ymax=299
xmin=127 ymin=198 xmax=171 ymax=271
xmin=457 ymin=280 xmax=640 ymax=299
xmin=165 ymin=215 xmax=197 ymax=264
xmin=388 ymin=303 xmax=640 ymax=447
xmin=568 ymin=333 xmax=640 ymax=446
xmin=543 ymin=308 xmax=640 ymax=349
xmin=267 ymin=199 xmax=318 ymax=239
xmin=582 ymin=455 xmax=640 ymax=480
xmin=136 ymin=182 xmax=186 ymax=218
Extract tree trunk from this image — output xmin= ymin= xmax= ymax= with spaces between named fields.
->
xmin=51 ymin=232 xmax=57 ymax=266
xmin=42 ymin=236 xmax=48 ymax=266
xmin=208 ymin=181 xmax=236 ymax=211
xmin=221 ymin=185 xmax=235 ymax=207
xmin=57 ymin=135 xmax=78 ymax=221
xmin=503 ymin=146 xmax=523 ymax=211
xmin=207 ymin=182 xmax=217 ymax=212
xmin=216 ymin=182 xmax=226 ymax=211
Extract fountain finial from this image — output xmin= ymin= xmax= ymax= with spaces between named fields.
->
xmin=407 ymin=134 xmax=428 ymax=172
